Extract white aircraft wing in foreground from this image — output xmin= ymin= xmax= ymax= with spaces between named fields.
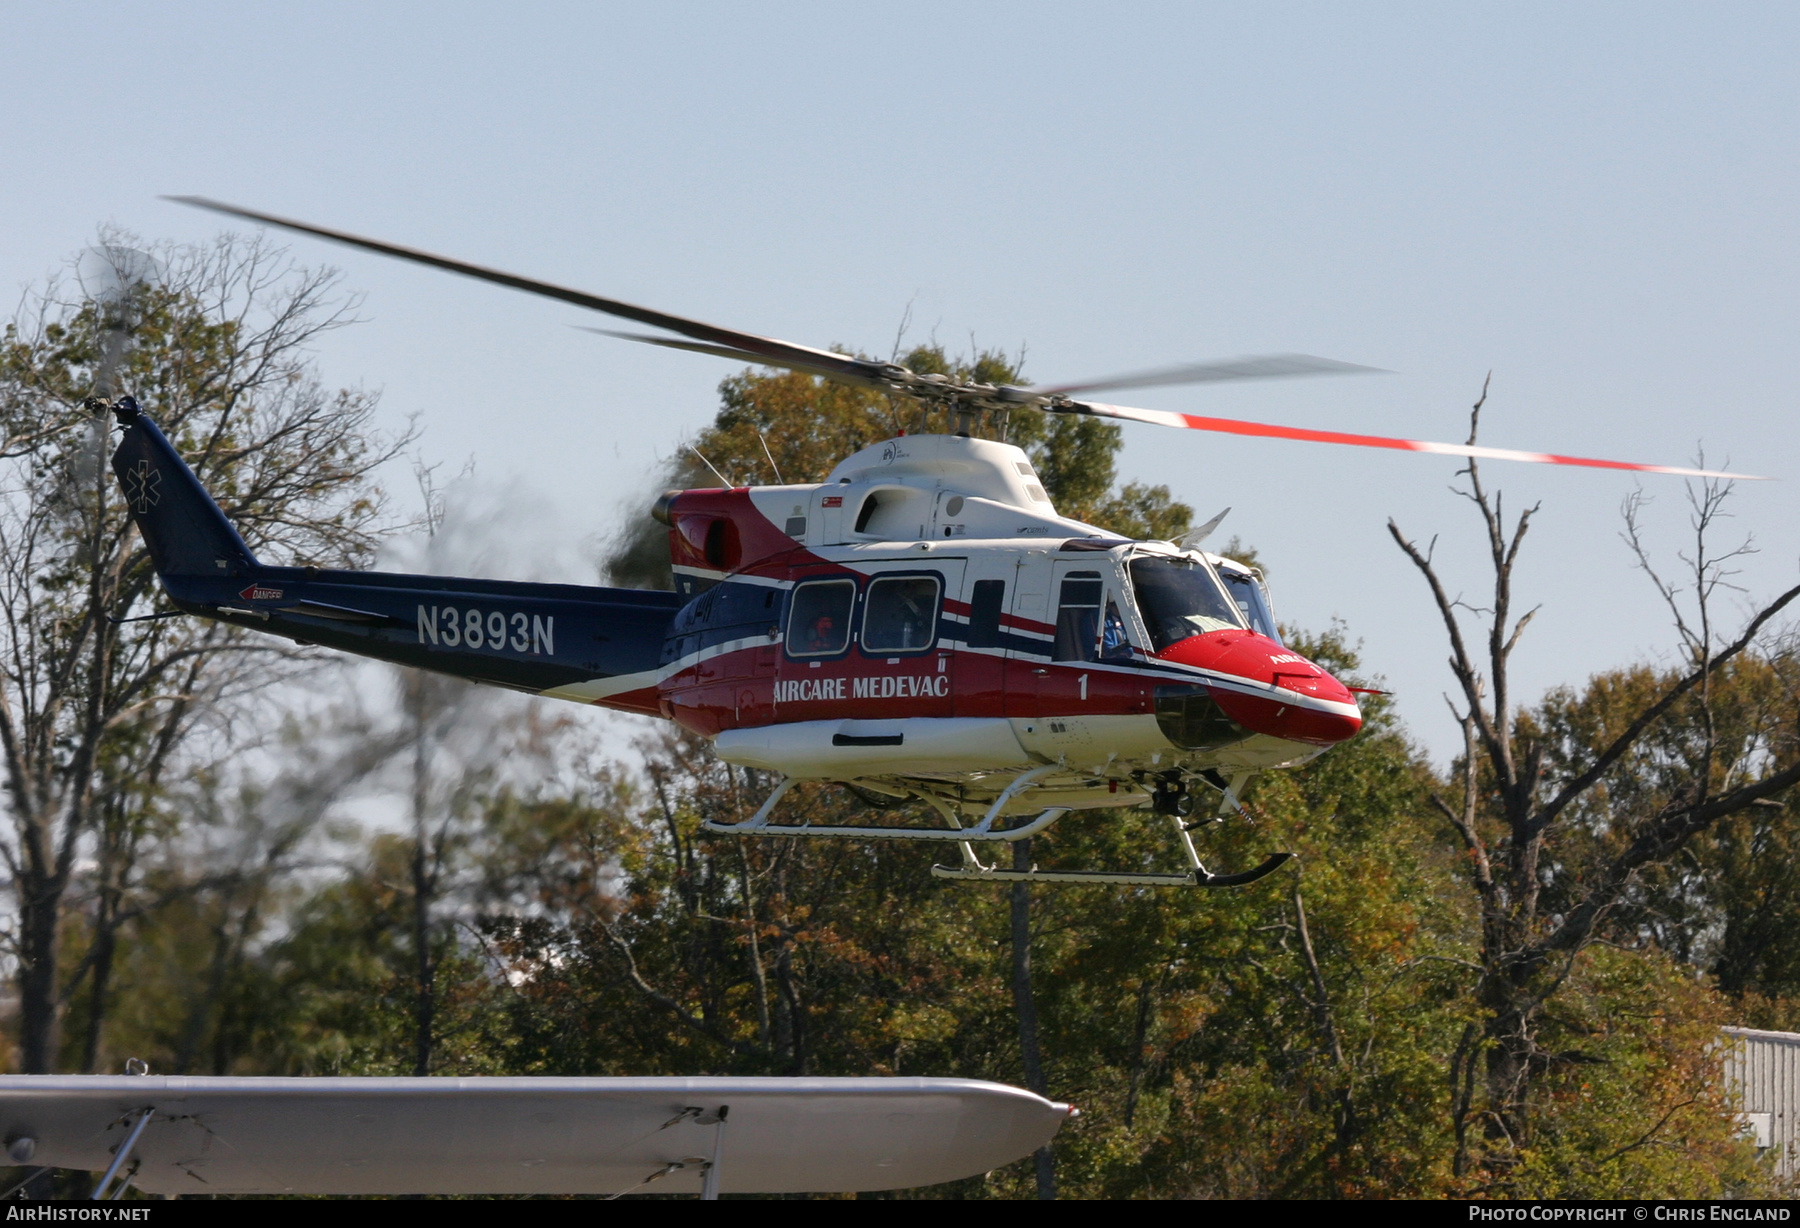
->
xmin=0 ymin=1075 xmax=1072 ymax=1198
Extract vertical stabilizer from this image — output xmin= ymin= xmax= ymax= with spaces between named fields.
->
xmin=107 ymin=398 xmax=257 ymax=577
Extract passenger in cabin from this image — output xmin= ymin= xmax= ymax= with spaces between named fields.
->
xmin=804 ymin=614 xmax=840 ymax=654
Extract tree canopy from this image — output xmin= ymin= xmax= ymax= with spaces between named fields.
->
xmin=606 ymin=346 xmax=1193 ymax=589
xmin=0 ymin=286 xmax=1791 ymax=1198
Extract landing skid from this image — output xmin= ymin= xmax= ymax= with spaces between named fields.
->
xmin=933 ymin=811 xmax=1291 ymax=889
xmin=929 ymin=853 xmax=1293 ymax=889
xmin=701 ymin=770 xmax=1293 ymax=890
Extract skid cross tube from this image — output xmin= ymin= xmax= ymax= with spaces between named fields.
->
xmin=916 ymin=791 xmax=988 ymax=872
xmin=710 ymin=804 xmax=1071 ymax=843
xmin=738 ymin=777 xmax=797 ymax=831
xmin=701 ymin=765 xmax=1070 ymax=842
xmin=967 ymin=764 xmax=1060 ymax=834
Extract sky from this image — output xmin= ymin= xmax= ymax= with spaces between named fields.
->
xmin=3 ymin=2 xmax=1798 ymax=764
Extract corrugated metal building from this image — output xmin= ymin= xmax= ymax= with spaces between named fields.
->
xmin=1722 ymin=1026 xmax=1800 ymax=1176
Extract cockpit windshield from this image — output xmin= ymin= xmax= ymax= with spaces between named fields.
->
xmin=1127 ymin=554 xmax=1246 ymax=651
xmin=1218 ymin=567 xmax=1282 ymax=644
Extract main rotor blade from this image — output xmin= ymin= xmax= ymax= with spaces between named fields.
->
xmin=1038 ymin=354 xmax=1384 ymax=398
xmin=580 ymin=328 xmax=889 ymax=389
xmin=165 ymin=196 xmax=887 ymax=386
xmin=1054 ymin=400 xmax=1765 ymax=480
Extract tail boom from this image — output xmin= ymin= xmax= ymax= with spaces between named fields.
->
xmin=110 ymin=400 xmax=680 ymax=713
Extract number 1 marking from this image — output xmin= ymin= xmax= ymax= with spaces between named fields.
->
xmin=1079 ymin=674 xmax=1088 ymax=701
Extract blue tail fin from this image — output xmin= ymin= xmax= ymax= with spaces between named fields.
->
xmin=109 ymin=397 xmax=258 ymax=577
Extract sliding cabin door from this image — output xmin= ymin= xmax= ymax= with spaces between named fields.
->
xmin=773 ymin=562 xmax=964 ymax=724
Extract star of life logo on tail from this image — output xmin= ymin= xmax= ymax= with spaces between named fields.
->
xmin=122 ymin=459 xmax=162 ymax=513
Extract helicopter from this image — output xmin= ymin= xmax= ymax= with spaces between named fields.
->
xmin=105 ymin=198 xmax=1755 ymax=890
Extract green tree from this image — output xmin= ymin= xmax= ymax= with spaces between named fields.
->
xmin=151 ymin=616 xmax=1778 ymax=1197
xmin=0 ymin=230 xmax=406 ymax=1073
xmin=606 ymin=347 xmax=1192 ymax=589
xmin=443 ymin=632 xmax=1468 ymax=1198
xmin=1388 ymin=387 xmax=1797 ymax=1192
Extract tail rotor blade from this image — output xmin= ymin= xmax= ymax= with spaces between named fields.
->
xmin=1054 ymin=400 xmax=1765 ymax=480
xmin=77 ymin=245 xmax=164 ymax=398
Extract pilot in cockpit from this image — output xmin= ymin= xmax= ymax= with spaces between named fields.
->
xmin=1101 ymin=600 xmax=1132 ymax=661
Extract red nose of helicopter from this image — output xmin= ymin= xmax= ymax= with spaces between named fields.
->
xmin=1157 ymin=630 xmax=1363 ymax=747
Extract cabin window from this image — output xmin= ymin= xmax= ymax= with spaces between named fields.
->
xmin=1053 ymin=573 xmax=1104 ymax=662
xmin=966 ymin=579 xmax=1006 ymax=648
xmin=862 ymin=575 xmax=941 ymax=654
xmin=1128 ymin=555 xmax=1245 ymax=652
xmin=785 ymin=579 xmax=856 ymax=657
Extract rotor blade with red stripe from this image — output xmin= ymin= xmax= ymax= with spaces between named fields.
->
xmin=1055 ymin=399 xmax=1765 ymax=480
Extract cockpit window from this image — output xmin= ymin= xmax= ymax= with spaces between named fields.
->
xmin=1128 ymin=555 xmax=1245 ymax=651
xmin=1218 ymin=568 xmax=1282 ymax=644
xmin=1052 ymin=574 xmax=1104 ymax=662
xmin=1101 ymin=600 xmax=1133 ymax=660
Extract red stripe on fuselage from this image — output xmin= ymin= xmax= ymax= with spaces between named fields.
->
xmin=654 ymin=641 xmax=1160 ymax=736
xmin=585 ymin=684 xmax=664 ymax=718
xmin=998 ymin=611 xmax=1053 ymax=636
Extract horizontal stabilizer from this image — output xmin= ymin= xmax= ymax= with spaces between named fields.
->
xmin=276 ymin=599 xmax=405 ymax=625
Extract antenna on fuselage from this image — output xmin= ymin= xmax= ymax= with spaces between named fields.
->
xmin=757 ymin=432 xmax=785 ymax=485
xmin=1180 ymin=507 xmax=1231 ymax=549
xmin=688 ymin=445 xmax=733 ymax=488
